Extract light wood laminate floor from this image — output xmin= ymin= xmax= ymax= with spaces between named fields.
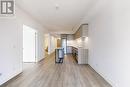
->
xmin=1 ymin=54 xmax=112 ymax=87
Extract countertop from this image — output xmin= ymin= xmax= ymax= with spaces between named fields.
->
xmin=67 ymin=46 xmax=88 ymax=49
xmin=56 ymin=47 xmax=63 ymax=49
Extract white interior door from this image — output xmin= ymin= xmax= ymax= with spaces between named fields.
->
xmin=23 ymin=25 xmax=36 ymax=62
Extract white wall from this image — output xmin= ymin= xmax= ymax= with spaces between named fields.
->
xmin=16 ymin=7 xmax=48 ymax=62
xmin=44 ymin=34 xmax=49 ymax=50
xmin=0 ymin=6 xmax=47 ymax=85
xmin=84 ymin=0 xmax=130 ymax=87
xmin=0 ymin=18 xmax=23 ymax=85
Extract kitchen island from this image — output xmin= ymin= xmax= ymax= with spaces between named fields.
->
xmin=67 ymin=46 xmax=88 ymax=64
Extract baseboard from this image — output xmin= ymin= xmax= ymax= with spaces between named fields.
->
xmin=0 ymin=71 xmax=22 ymax=86
xmin=88 ymin=64 xmax=113 ymax=87
xmin=38 ymin=58 xmax=45 ymax=62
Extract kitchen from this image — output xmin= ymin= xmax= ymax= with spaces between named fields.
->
xmin=60 ymin=24 xmax=88 ymax=64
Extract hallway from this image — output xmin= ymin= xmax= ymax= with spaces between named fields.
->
xmin=1 ymin=54 xmax=111 ymax=87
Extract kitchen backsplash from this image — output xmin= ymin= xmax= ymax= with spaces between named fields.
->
xmin=67 ymin=37 xmax=88 ymax=49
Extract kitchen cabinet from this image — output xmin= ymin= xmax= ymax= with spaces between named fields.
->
xmin=66 ymin=24 xmax=88 ymax=40
xmin=74 ymin=24 xmax=88 ymax=39
xmin=72 ymin=47 xmax=78 ymax=61
xmin=78 ymin=48 xmax=88 ymax=64
xmin=72 ymin=46 xmax=88 ymax=64
xmin=75 ymin=27 xmax=82 ymax=39
xmin=67 ymin=34 xmax=74 ymax=40
xmin=82 ymin=24 xmax=88 ymax=37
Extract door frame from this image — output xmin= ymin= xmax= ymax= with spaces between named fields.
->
xmin=23 ymin=24 xmax=38 ymax=63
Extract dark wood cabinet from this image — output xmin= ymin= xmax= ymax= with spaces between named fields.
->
xmin=72 ymin=47 xmax=78 ymax=61
xmin=71 ymin=46 xmax=88 ymax=64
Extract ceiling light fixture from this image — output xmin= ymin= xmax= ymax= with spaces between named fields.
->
xmin=55 ymin=4 xmax=59 ymax=10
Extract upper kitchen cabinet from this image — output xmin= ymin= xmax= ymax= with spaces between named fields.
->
xmin=75 ymin=27 xmax=82 ymax=39
xmin=74 ymin=24 xmax=88 ymax=39
xmin=82 ymin=24 xmax=88 ymax=37
xmin=61 ymin=34 xmax=67 ymax=39
xmin=67 ymin=34 xmax=74 ymax=40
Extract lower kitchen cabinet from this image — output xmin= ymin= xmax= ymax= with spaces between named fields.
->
xmin=78 ymin=48 xmax=88 ymax=64
xmin=72 ymin=46 xmax=88 ymax=64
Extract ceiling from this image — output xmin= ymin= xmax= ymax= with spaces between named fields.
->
xmin=16 ymin=0 xmax=96 ymax=34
